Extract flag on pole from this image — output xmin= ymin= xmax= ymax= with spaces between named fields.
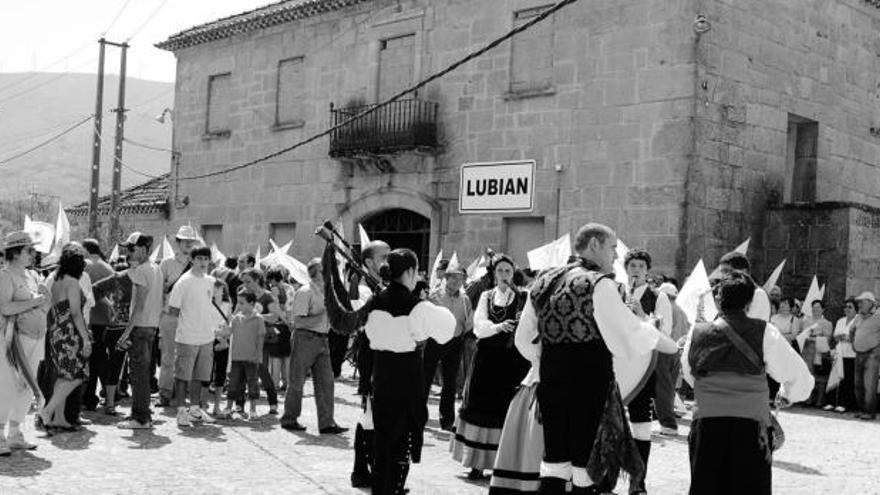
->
xmin=269 ymin=239 xmax=281 ymax=254
xmin=763 ymin=259 xmax=786 ymax=292
xmin=358 ymin=224 xmax=371 ymax=247
xmin=162 ymin=236 xmax=175 ymax=262
xmin=279 ymin=240 xmax=292 ymax=255
xmin=527 ymin=234 xmax=571 ymax=270
xmin=109 ymin=245 xmax=120 ymax=264
xmin=429 ymin=250 xmax=444 ymax=291
xmin=734 ymin=237 xmax=751 ymax=255
xmin=210 ymin=243 xmax=226 ymax=266
xmin=613 ymin=239 xmax=630 ymax=288
xmin=466 ymin=254 xmax=488 ymax=284
xmin=804 ymin=276 xmax=821 ymax=307
xmin=677 ymin=259 xmax=717 ymax=325
xmin=149 ymin=243 xmax=161 ymax=263
xmin=54 ymin=202 xmax=70 ymax=247
xmin=23 ymin=215 xmax=55 ymax=254
xmin=826 ymin=351 xmax=845 ymax=392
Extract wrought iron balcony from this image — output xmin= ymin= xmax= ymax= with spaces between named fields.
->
xmin=329 ymin=99 xmax=439 ymax=157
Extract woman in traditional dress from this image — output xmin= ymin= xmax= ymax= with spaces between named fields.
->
xmin=0 ymin=231 xmax=50 ymax=454
xmin=451 ymin=254 xmax=530 ymax=480
xmin=40 ymin=243 xmax=92 ymax=431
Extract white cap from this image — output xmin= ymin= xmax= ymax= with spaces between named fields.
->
xmin=175 ymin=225 xmax=200 ymax=241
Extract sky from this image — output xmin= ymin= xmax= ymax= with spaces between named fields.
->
xmin=0 ymin=0 xmax=274 ymax=82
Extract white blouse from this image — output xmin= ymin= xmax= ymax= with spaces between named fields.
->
xmin=365 ymin=301 xmax=455 ymax=353
xmin=833 ymin=316 xmax=856 ymax=359
xmin=473 ymin=286 xmax=519 ymax=339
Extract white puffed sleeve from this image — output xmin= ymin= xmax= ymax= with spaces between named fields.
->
xmin=410 ymin=301 xmax=455 ymax=345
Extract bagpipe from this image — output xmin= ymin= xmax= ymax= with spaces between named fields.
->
xmin=314 ymin=221 xmax=381 ymax=335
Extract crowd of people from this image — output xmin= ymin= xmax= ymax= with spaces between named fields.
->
xmin=0 ymin=220 xmax=878 ymax=494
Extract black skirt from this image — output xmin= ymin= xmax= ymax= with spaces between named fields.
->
xmin=688 ymin=417 xmax=772 ymax=495
xmin=460 ymin=333 xmax=530 ymax=428
xmin=372 ymin=350 xmax=427 ymax=463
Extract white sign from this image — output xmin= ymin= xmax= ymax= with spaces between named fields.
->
xmin=459 ymin=160 xmax=535 ymax=213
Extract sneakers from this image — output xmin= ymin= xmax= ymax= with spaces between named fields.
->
xmin=177 ymin=408 xmax=192 ymax=427
xmin=822 ymin=404 xmax=835 ymax=411
xmin=834 ymin=406 xmax=847 ymax=413
xmin=659 ymin=426 xmax=679 ymax=436
xmin=6 ymin=431 xmax=37 ymax=451
xmin=117 ymin=419 xmax=153 ymax=430
xmin=188 ymin=407 xmax=216 ymax=424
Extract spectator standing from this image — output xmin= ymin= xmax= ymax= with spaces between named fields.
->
xmin=116 ymin=233 xmax=163 ymax=430
xmin=156 ymin=225 xmax=199 ymax=406
xmin=219 ymin=290 xmax=265 ymax=418
xmin=825 ymin=298 xmax=858 ymax=413
xmin=280 ymin=259 xmax=347 ymax=434
xmin=81 ymin=239 xmax=117 ymax=412
xmin=266 ymin=267 xmax=293 ymax=390
xmin=425 ymin=262 xmax=473 ymax=431
xmin=168 ymin=246 xmax=217 ymax=427
xmin=770 ymin=297 xmax=800 ymax=349
xmin=852 ymin=291 xmax=880 ymax=420
xmin=801 ymin=300 xmax=833 ymax=406
xmin=239 ymin=268 xmax=280 ymax=414
xmin=210 ymin=280 xmax=231 ymax=416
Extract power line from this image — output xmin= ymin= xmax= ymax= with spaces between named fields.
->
xmin=0 ymin=57 xmax=97 ymax=108
xmin=0 ymin=41 xmax=92 ymax=96
xmin=127 ymin=0 xmax=171 ymax=42
xmin=95 ymin=127 xmax=165 ymax=179
xmin=123 ymin=137 xmax=174 ymax=154
xmin=102 ymin=0 xmax=135 ymax=36
xmin=180 ymin=0 xmax=579 ymax=181
xmin=0 ymin=116 xmax=93 ymax=166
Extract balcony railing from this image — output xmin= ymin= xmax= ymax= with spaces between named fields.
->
xmin=329 ymin=99 xmax=439 ymax=157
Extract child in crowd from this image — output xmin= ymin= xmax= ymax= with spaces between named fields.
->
xmin=210 ymin=280 xmax=231 ymax=416
xmin=217 ymin=289 xmax=266 ymax=419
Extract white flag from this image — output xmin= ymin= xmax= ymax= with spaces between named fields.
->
xmin=734 ymin=238 xmax=750 ymax=255
xmin=260 ymin=251 xmax=310 ymax=285
xmin=796 ymin=327 xmax=811 ymax=353
xmin=149 ymin=243 xmax=161 ymax=263
xmin=23 ymin=216 xmax=55 ymax=254
xmin=466 ymin=254 xmax=488 ymax=284
xmin=255 ymin=245 xmax=263 ymax=267
xmin=527 ymin=234 xmax=571 ymax=270
xmin=210 ymin=243 xmax=226 ymax=265
xmin=109 ymin=245 xmax=120 ymax=264
xmin=763 ymin=259 xmax=786 ymax=292
xmin=358 ymin=224 xmax=371 ymax=247
xmin=677 ymin=259 xmax=717 ymax=325
xmin=279 ymin=240 xmax=293 ymax=255
xmin=819 ymin=284 xmax=826 ymax=301
xmin=804 ymin=276 xmax=821 ymax=308
xmin=429 ymin=250 xmax=444 ymax=291
xmin=43 ymin=202 xmax=71 ymax=266
xmin=162 ymin=236 xmax=175 ymax=262
xmin=613 ymin=239 xmax=630 ymax=288
xmin=826 ymin=351 xmax=845 ymax=392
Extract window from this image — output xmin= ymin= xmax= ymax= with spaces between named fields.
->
xmin=504 ymin=217 xmax=545 ymax=267
xmin=201 ymin=224 xmax=223 ymax=249
xmin=378 ymin=34 xmax=416 ymax=101
xmin=269 ymin=222 xmax=297 ymax=247
xmin=785 ymin=115 xmax=818 ymax=202
xmin=206 ymin=73 xmax=231 ymax=135
xmin=510 ymin=6 xmax=555 ymax=96
xmin=276 ymin=57 xmax=306 ymax=128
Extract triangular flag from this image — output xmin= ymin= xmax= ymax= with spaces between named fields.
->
xmin=826 ymin=351 xmax=845 ymax=392
xmin=54 ymin=202 xmax=70 ymax=247
xmin=269 ymin=239 xmax=281 ymax=254
xmin=429 ymin=250 xmax=444 ymax=291
xmin=448 ymin=252 xmax=461 ymax=273
xmin=527 ymin=234 xmax=572 ymax=270
xmin=613 ymin=239 xmax=630 ymax=288
xmin=210 ymin=243 xmax=226 ymax=266
xmin=109 ymin=245 xmax=120 ymax=264
xmin=804 ymin=276 xmax=821 ymax=308
xmin=734 ymin=237 xmax=751 ymax=255
xmin=260 ymin=251 xmax=310 ymax=285
xmin=819 ymin=284 xmax=826 ymax=301
xmin=466 ymin=254 xmax=488 ymax=284
xmin=279 ymin=241 xmax=293 ymax=255
xmin=162 ymin=236 xmax=175 ymax=262
xmin=358 ymin=224 xmax=371 ymax=247
xmin=796 ymin=327 xmax=810 ymax=352
xmin=149 ymin=243 xmax=161 ymax=263
xmin=23 ymin=214 xmax=32 ymax=229
xmin=763 ymin=259 xmax=786 ymax=292
xmin=677 ymin=259 xmax=717 ymax=325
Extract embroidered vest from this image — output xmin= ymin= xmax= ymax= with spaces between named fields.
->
xmin=530 ymin=259 xmax=607 ymax=345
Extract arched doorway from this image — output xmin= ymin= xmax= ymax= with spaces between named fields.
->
xmin=361 ymin=208 xmax=431 ymax=272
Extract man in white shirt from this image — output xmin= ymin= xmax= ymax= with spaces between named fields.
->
xmin=167 ymin=246 xmax=217 ymax=427
xmin=516 ymin=223 xmax=678 ymax=494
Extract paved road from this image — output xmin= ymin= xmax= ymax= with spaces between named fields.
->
xmin=0 ymin=368 xmax=877 ymax=494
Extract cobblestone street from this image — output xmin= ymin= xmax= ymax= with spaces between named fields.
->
xmin=0 ymin=369 xmax=877 ymax=494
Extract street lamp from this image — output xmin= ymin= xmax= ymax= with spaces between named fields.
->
xmin=155 ymin=107 xmax=173 ymax=123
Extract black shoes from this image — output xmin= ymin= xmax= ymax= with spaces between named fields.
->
xmin=350 ymin=471 xmax=372 ymax=488
xmin=281 ymin=421 xmax=307 ymax=431
xmin=319 ymin=425 xmax=349 ymax=435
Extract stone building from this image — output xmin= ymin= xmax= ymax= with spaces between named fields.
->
xmin=156 ymin=0 xmax=880 ymax=305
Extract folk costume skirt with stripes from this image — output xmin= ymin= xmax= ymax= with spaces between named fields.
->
xmin=489 ymin=383 xmax=542 ymax=494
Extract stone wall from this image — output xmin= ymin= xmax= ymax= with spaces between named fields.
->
xmin=689 ymin=0 xmax=880 ymax=275
xmin=169 ymin=0 xmax=696 ymax=271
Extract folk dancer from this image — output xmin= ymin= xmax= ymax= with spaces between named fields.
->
xmin=682 ymin=271 xmax=813 ymax=495
xmin=450 ymin=255 xmax=530 ymax=480
xmin=325 ymin=247 xmax=455 ymax=494
xmin=519 ymin=223 xmax=678 ymax=494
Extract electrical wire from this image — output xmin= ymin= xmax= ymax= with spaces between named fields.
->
xmin=94 ymin=127 xmax=166 ymax=179
xmin=0 ymin=116 xmax=93 ymax=166
xmin=0 ymin=57 xmax=97 ymax=108
xmin=126 ymin=0 xmax=171 ymax=42
xmin=0 ymin=41 xmax=93 ymax=96
xmin=123 ymin=137 xmax=174 ymax=154
xmin=178 ymin=0 xmax=580 ymax=181
xmin=102 ymin=0 xmax=135 ymax=36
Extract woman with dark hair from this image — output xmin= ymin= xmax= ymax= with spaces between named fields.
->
xmin=451 ymin=254 xmax=531 ymax=480
xmin=0 ymin=231 xmax=50 ymax=454
xmin=770 ymin=297 xmax=800 ymax=351
xmin=323 ymin=247 xmax=455 ymax=494
xmin=40 ymin=242 xmax=92 ymax=431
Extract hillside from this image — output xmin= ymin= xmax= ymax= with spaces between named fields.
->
xmin=0 ymin=72 xmax=174 ymax=210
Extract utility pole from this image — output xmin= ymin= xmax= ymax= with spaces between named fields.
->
xmin=88 ymin=39 xmax=106 ymax=239
xmin=109 ymin=41 xmax=129 ymax=243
